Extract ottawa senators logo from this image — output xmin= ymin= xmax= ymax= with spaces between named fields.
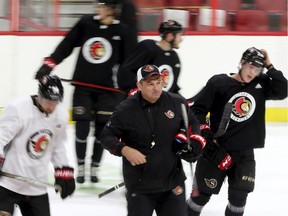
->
xmin=164 ymin=110 xmax=175 ymax=119
xmin=90 ymin=42 xmax=105 ymax=60
xmin=158 ymin=65 xmax=174 ymax=92
xmin=204 ymin=178 xmax=218 ymax=189
xmin=82 ymin=37 xmax=112 ymax=64
xmin=172 ymin=185 xmax=184 ymax=195
xmin=229 ymin=92 xmax=256 ymax=122
xmin=26 ymin=129 xmax=52 ymax=159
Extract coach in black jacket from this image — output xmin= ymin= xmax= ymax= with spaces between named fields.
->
xmin=101 ymin=65 xmax=206 ymax=216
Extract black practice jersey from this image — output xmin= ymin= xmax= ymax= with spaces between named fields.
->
xmin=190 ymin=68 xmax=287 ymax=151
xmin=118 ymin=39 xmax=181 ymax=93
xmin=49 ymin=15 xmax=137 ymax=88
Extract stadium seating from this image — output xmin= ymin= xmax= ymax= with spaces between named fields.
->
xmin=235 ymin=9 xmax=268 ymax=31
xmin=134 ymin=0 xmax=164 ymax=31
xmin=218 ymin=0 xmax=241 ymax=12
xmin=256 ymin=0 xmax=287 ymax=11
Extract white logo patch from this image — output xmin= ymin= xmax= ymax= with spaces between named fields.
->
xmin=82 ymin=37 xmax=112 ymax=64
xmin=229 ymin=92 xmax=256 ymax=122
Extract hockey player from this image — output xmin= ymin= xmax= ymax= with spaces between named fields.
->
xmin=187 ymin=47 xmax=288 ymax=216
xmin=101 ymin=65 xmax=207 ymax=216
xmin=117 ymin=19 xmax=183 ymax=95
xmin=0 ymin=75 xmax=75 ymax=216
xmin=35 ymin=0 xmax=138 ymax=184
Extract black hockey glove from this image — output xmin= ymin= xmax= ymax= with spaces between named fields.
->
xmin=200 ymin=124 xmax=214 ymax=141
xmin=35 ymin=57 xmax=56 ymax=79
xmin=202 ymin=140 xmax=233 ymax=170
xmin=178 ymin=134 xmax=206 ymax=163
xmin=173 ymin=128 xmax=188 ymax=153
xmin=54 ymin=167 xmax=75 ymax=199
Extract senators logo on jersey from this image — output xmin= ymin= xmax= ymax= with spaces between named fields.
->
xmin=26 ymin=129 xmax=53 ymax=159
xmin=82 ymin=37 xmax=112 ymax=64
xmin=158 ymin=65 xmax=174 ymax=92
xmin=229 ymin=92 xmax=256 ymax=122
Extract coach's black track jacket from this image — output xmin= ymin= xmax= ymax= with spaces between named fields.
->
xmin=101 ymin=91 xmax=200 ymax=193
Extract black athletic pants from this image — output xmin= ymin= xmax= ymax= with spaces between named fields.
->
xmin=126 ymin=184 xmax=187 ymax=216
xmin=0 ymin=186 xmax=50 ymax=216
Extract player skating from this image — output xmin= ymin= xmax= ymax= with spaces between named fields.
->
xmin=118 ymin=20 xmax=183 ymax=95
xmin=35 ymin=0 xmax=138 ymax=184
xmin=187 ymin=47 xmax=288 ymax=216
xmin=0 ymin=75 xmax=75 ymax=216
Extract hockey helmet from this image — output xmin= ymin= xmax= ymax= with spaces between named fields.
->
xmin=97 ymin=0 xmax=122 ymax=9
xmin=38 ymin=75 xmax=64 ymax=101
xmin=159 ymin=20 xmax=183 ymax=38
xmin=241 ymin=47 xmax=265 ymax=69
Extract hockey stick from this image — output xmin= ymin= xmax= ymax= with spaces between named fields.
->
xmin=181 ymin=103 xmax=192 ymax=150
xmin=213 ymin=102 xmax=233 ymax=139
xmin=180 ymin=103 xmax=194 ymax=178
xmin=98 ymin=181 xmax=125 ymax=198
xmin=60 ymin=78 xmax=126 ymax=94
xmin=0 ymin=171 xmax=61 ymax=191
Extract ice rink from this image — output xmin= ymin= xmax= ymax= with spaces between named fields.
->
xmin=13 ymin=122 xmax=288 ymax=216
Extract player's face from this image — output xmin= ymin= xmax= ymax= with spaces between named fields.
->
xmin=240 ymin=63 xmax=262 ymax=83
xmin=137 ymin=76 xmax=162 ymax=103
xmin=38 ymin=97 xmax=59 ymax=114
xmin=172 ymin=32 xmax=183 ymax=49
xmin=96 ymin=3 xmax=113 ymax=19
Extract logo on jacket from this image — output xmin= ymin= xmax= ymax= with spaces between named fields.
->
xmin=26 ymin=129 xmax=52 ymax=159
xmin=229 ymin=92 xmax=256 ymax=122
xmin=159 ymin=64 xmax=174 ymax=92
xmin=82 ymin=37 xmax=112 ymax=64
xmin=204 ymin=178 xmax=218 ymax=189
xmin=172 ymin=185 xmax=184 ymax=195
xmin=164 ymin=110 xmax=175 ymax=119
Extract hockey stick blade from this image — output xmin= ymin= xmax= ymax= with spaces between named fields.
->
xmin=180 ymin=103 xmax=191 ymax=150
xmin=98 ymin=182 xmax=125 ymax=198
xmin=0 ymin=171 xmax=60 ymax=190
xmin=213 ymin=102 xmax=233 ymax=138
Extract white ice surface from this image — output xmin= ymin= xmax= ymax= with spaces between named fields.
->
xmin=13 ymin=122 xmax=288 ymax=216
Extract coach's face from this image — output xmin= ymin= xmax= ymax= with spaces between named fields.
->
xmin=137 ymin=75 xmax=162 ymax=104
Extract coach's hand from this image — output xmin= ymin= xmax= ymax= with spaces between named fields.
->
xmin=35 ymin=57 xmax=56 ymax=79
xmin=54 ymin=166 xmax=75 ymax=199
xmin=202 ymin=141 xmax=232 ymax=170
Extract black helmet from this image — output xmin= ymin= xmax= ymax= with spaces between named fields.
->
xmin=241 ymin=47 xmax=265 ymax=68
xmin=38 ymin=75 xmax=64 ymax=101
xmin=98 ymin=0 xmax=122 ymax=9
xmin=159 ymin=20 xmax=183 ymax=38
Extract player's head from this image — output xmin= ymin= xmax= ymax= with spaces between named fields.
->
xmin=159 ymin=20 xmax=183 ymax=48
xmin=238 ymin=47 xmax=266 ymax=83
xmin=241 ymin=47 xmax=265 ymax=70
xmin=38 ymin=75 xmax=63 ymax=102
xmin=38 ymin=75 xmax=64 ymax=114
xmin=159 ymin=20 xmax=183 ymax=38
xmin=96 ymin=0 xmax=122 ymax=18
xmin=137 ymin=65 xmax=162 ymax=103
